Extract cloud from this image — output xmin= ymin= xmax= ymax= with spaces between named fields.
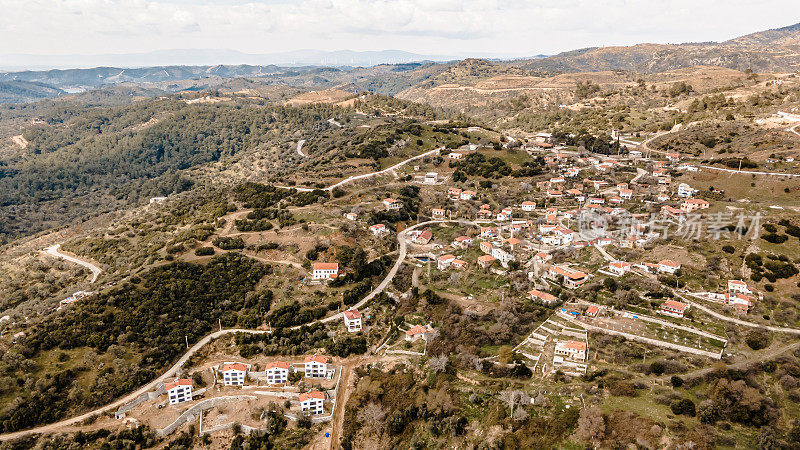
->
xmin=0 ymin=0 xmax=797 ymax=56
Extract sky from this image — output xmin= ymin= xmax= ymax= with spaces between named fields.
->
xmin=0 ymin=0 xmax=798 ymax=57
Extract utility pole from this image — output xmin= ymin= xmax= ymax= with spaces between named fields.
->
xmin=219 ymin=318 xmax=222 ymax=332
xmin=185 ymin=335 xmax=189 ymax=349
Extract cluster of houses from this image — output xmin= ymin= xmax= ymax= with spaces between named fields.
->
xmin=164 ymin=355 xmax=335 ymax=414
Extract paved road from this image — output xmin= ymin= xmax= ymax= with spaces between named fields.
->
xmin=0 ymin=327 xmax=269 ymax=442
xmin=43 ymin=244 xmax=102 ymax=283
xmin=296 ymin=139 xmax=307 ymax=157
xmin=787 ymin=123 xmax=800 ymax=138
xmin=0 ymin=219 xmax=475 ymax=441
xmin=279 ymin=147 xmax=442 ymax=192
xmin=676 ymin=292 xmax=800 ymax=335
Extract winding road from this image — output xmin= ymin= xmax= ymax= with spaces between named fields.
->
xmin=43 ymin=244 xmax=102 ymax=283
xmin=280 ymin=147 xmax=442 ymax=192
xmin=0 ymin=219 xmax=473 ymax=441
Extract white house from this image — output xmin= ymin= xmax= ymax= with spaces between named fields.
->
xmin=220 ymin=362 xmax=249 ymax=386
xmin=521 ymin=201 xmax=537 ymax=212
xmin=369 ymin=224 xmax=389 ymax=237
xmin=343 ymin=309 xmax=363 ymax=332
xmin=460 ymin=190 xmax=477 ymax=200
xmin=166 ymin=379 xmax=193 ymax=405
xmin=424 ymin=172 xmax=439 ymax=184
xmin=405 ymin=324 xmax=432 ymax=342
xmin=383 ymin=198 xmax=402 ymax=210
xmin=528 ymin=289 xmax=558 ymax=305
xmin=432 ymin=208 xmax=446 ymax=219
xmin=728 ymin=280 xmax=752 ymax=295
xmin=304 ymin=355 xmax=333 ymax=379
xmin=312 ymin=263 xmax=339 ymax=280
xmin=548 ymin=266 xmax=589 ymax=289
xmin=438 ymin=254 xmax=456 ymax=270
xmin=491 ymin=247 xmax=515 ymax=266
xmin=554 ymin=340 xmax=586 ymax=361
xmin=344 ymin=212 xmax=358 ymax=221
xmin=453 ymin=235 xmax=473 ymax=248
xmin=658 ymin=259 xmax=681 ymax=274
xmin=264 ymin=361 xmax=292 ymax=385
xmin=299 ymin=390 xmax=325 ymax=415
xmin=607 ymin=261 xmax=631 ymax=276
xmin=677 ymin=183 xmax=696 ymax=198
xmin=660 ymin=300 xmax=689 ymax=318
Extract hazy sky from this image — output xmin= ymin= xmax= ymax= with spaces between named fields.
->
xmin=0 ymin=0 xmax=797 ymax=56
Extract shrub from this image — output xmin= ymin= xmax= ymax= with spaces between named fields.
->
xmin=670 ymin=398 xmax=696 ymax=416
xmin=722 ymin=245 xmax=735 ymax=254
xmin=195 ymin=247 xmax=215 ymax=256
xmin=745 ymin=330 xmax=772 ymax=350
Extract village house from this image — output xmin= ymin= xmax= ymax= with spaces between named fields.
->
xmin=681 ymin=198 xmax=710 ymax=212
xmin=265 ymin=361 xmax=292 ymax=385
xmin=344 ymin=309 xmax=363 ymax=332
xmin=660 ymin=300 xmax=689 ymax=318
xmin=547 ymin=190 xmax=563 ymax=198
xmin=588 ymin=197 xmax=605 ymax=205
xmin=521 ymin=201 xmax=537 ymax=212
xmin=423 ymin=172 xmax=439 ymax=184
xmin=480 ymin=227 xmax=499 ymax=239
xmin=447 ymin=152 xmax=464 ymax=160
xmin=657 ymin=193 xmax=671 ymax=202
xmin=480 ymin=241 xmax=494 ymax=254
xmin=478 ymin=254 xmax=496 ymax=269
xmin=312 ymin=262 xmax=339 ymax=280
xmin=476 ymin=209 xmax=493 ymax=219
xmin=344 ymin=212 xmax=358 ymax=221
xmin=383 ymin=198 xmax=402 ymax=210
xmin=299 ymin=390 xmax=326 ymax=415
xmin=432 ymin=208 xmax=446 ymax=219
xmin=369 ymin=223 xmax=389 ymax=237
xmin=585 ymin=305 xmax=599 ymax=317
xmin=535 ymin=252 xmax=552 ymax=263
xmin=548 ymin=265 xmax=589 ymax=289
xmin=438 ymin=254 xmax=456 ymax=270
xmin=220 ymin=362 xmax=249 ymax=386
xmin=453 ymin=235 xmax=473 ymax=248
xmin=496 ymin=210 xmax=512 ymax=221
xmin=460 ymin=190 xmax=476 ymax=200
xmin=528 ymin=289 xmax=558 ymax=305
xmin=412 ymin=230 xmax=434 ymax=245
xmin=677 ymin=183 xmax=696 ymax=198
xmin=451 ymin=259 xmax=468 ymax=270
xmin=491 ymin=247 xmax=515 ymax=267
xmin=166 ymin=379 xmax=193 ymax=405
xmin=728 ymin=280 xmax=752 ymax=295
xmin=554 ymin=340 xmax=587 ymax=361
xmin=619 ymin=188 xmax=633 ymax=200
xmin=406 ymin=324 xmax=433 ymax=342
xmin=608 ymin=261 xmax=632 ymax=276
xmin=658 ymin=259 xmax=681 ymax=274
xmin=448 ymin=187 xmax=462 ymax=199
xmin=666 ymin=152 xmax=680 ymax=161
xmin=304 ymin=355 xmax=333 ymax=379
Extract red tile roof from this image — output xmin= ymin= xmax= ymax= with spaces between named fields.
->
xmin=166 ymin=379 xmax=192 ymax=390
xmin=344 ymin=309 xmax=362 ymax=320
xmin=305 ymin=354 xmax=329 ymax=364
xmin=265 ymin=361 xmax=292 ymax=370
xmin=221 ymin=362 xmax=248 ymax=372
xmin=299 ymin=390 xmax=325 ymax=401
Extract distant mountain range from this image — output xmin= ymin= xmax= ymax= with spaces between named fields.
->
xmin=1 ymin=22 xmax=798 ymax=105
xmin=515 ymin=22 xmax=800 ymax=74
xmin=0 ymin=49 xmax=536 ymax=71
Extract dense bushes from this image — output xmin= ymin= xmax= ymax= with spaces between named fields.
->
xmin=213 ymin=236 xmax=245 ymax=250
xmin=1 ymin=254 xmax=269 ymax=432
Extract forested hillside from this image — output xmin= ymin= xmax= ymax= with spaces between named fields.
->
xmin=0 ymin=99 xmax=341 ymax=243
